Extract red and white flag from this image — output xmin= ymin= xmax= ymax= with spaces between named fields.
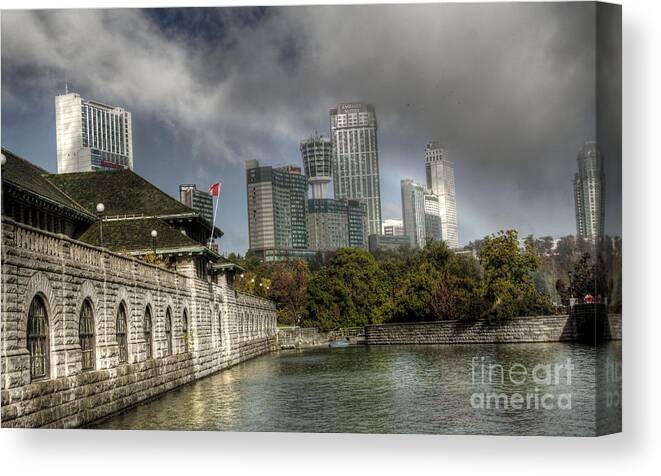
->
xmin=209 ymin=181 xmax=222 ymax=197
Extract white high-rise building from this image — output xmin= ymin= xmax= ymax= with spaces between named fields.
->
xmin=401 ymin=179 xmax=426 ymax=249
xmin=55 ymin=92 xmax=133 ymax=173
xmin=330 ymin=102 xmax=382 ymax=235
xmin=382 ymin=219 xmax=404 ymax=236
xmin=574 ymin=141 xmax=605 ymax=242
xmin=423 ymin=193 xmax=443 ymax=243
xmin=425 ymin=142 xmax=459 ymax=248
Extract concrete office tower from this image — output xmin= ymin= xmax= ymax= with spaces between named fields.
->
xmin=401 ymin=179 xmax=427 ymax=249
xmin=425 ymin=142 xmax=459 ymax=248
xmin=179 ymin=184 xmax=214 ymax=224
xmin=300 ymin=135 xmax=333 ymax=199
xmin=55 ymin=92 xmax=133 ymax=173
xmin=246 ymin=160 xmax=310 ymax=261
xmin=306 ymin=198 xmax=367 ymax=252
xmin=424 ymin=193 xmax=443 ymax=243
xmin=382 ymin=219 xmax=405 ymax=236
xmin=574 ymin=141 xmax=605 ymax=242
xmin=330 ymin=102 xmax=382 ymax=235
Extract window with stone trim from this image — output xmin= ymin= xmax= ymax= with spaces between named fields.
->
xmin=144 ymin=307 xmax=153 ymax=359
xmin=79 ymin=299 xmax=95 ymax=371
xmin=27 ymin=295 xmax=49 ymax=380
xmin=182 ymin=310 xmax=189 ymax=352
xmin=116 ymin=303 xmax=128 ymax=363
xmin=217 ymin=310 xmax=222 ymax=347
xmin=165 ymin=308 xmax=173 ymax=356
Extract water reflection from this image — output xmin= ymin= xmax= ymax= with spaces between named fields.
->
xmin=94 ymin=342 xmax=621 ymax=436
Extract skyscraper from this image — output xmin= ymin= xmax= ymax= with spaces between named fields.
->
xmin=382 ymin=219 xmax=405 ymax=236
xmin=425 ymin=142 xmax=459 ymax=248
xmin=55 ymin=92 xmax=133 ymax=173
xmin=330 ymin=102 xmax=382 ymax=235
xmin=300 ymin=135 xmax=332 ymax=199
xmin=306 ymin=198 xmax=367 ymax=252
xmin=401 ymin=179 xmax=426 ymax=249
xmin=574 ymin=141 xmax=605 ymax=242
xmin=246 ymin=160 xmax=311 ymax=261
xmin=423 ymin=193 xmax=443 ymax=243
xmin=179 ymin=184 xmax=214 ymax=224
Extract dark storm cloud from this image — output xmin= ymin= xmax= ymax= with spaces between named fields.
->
xmin=1 ymin=3 xmax=621 ymax=253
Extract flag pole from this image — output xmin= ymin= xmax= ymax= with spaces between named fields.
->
xmin=209 ymin=183 xmax=221 ymax=247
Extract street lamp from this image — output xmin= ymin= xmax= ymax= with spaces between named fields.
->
xmin=96 ymin=203 xmax=105 ymax=247
xmin=567 ymin=271 xmax=575 ymax=309
xmin=151 ymin=229 xmax=158 ymax=254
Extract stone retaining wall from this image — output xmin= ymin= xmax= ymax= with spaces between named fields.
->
xmin=365 ymin=314 xmax=622 ymax=345
xmin=1 ymin=219 xmax=278 ymax=428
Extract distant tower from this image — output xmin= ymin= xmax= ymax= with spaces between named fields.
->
xmin=300 ymin=135 xmax=333 ymax=199
xmin=401 ymin=179 xmax=427 ymax=249
xmin=55 ymin=92 xmax=133 ymax=173
xmin=574 ymin=141 xmax=605 ymax=242
xmin=425 ymin=142 xmax=459 ymax=248
xmin=179 ymin=184 xmax=214 ymax=224
xmin=330 ymin=102 xmax=382 ymax=235
xmin=382 ymin=219 xmax=405 ymax=236
xmin=245 ymin=160 xmax=309 ymax=261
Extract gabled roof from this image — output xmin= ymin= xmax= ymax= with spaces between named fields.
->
xmin=47 ymin=169 xmax=193 ymax=217
xmin=2 ymin=148 xmax=222 ymax=256
xmin=47 ymin=169 xmax=222 ymax=237
xmin=78 ymin=216 xmax=218 ymax=257
xmin=1 ymin=149 xmax=95 ymax=221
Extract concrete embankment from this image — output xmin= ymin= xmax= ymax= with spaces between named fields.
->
xmin=365 ymin=311 xmax=621 ymax=345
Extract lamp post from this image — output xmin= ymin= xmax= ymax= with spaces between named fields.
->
xmin=568 ymin=271 xmax=573 ymax=297
xmin=151 ymin=229 xmax=158 ymax=254
xmin=96 ymin=203 xmax=105 ymax=247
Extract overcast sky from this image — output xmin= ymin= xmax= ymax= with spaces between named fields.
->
xmin=1 ymin=3 xmax=621 ymax=254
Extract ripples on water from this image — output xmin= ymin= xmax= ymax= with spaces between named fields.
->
xmin=94 ymin=342 xmax=621 ymax=436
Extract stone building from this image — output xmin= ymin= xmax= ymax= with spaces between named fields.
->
xmin=1 ymin=149 xmax=278 ymax=428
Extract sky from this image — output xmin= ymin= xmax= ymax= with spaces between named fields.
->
xmin=1 ymin=3 xmax=621 ymax=254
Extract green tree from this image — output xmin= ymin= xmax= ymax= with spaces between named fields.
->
xmin=479 ymin=230 xmax=553 ymax=319
xmin=303 ymin=248 xmax=389 ymax=330
xmin=268 ymin=259 xmax=310 ymax=325
xmin=431 ymin=254 xmax=487 ymax=320
xmin=233 ymin=271 xmax=271 ymax=297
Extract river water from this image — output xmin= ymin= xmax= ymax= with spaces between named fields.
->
xmin=93 ymin=342 xmax=621 ymax=436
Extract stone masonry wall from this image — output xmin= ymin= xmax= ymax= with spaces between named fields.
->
xmin=1 ymin=218 xmax=277 ymax=428
xmin=365 ymin=314 xmax=622 ymax=345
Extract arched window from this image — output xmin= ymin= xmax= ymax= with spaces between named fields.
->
xmin=165 ymin=308 xmax=172 ymax=356
xmin=79 ymin=299 xmax=95 ymax=371
xmin=144 ymin=307 xmax=153 ymax=359
xmin=27 ymin=295 xmax=49 ymax=380
xmin=116 ymin=304 xmax=128 ymax=363
xmin=182 ymin=310 xmax=189 ymax=352
xmin=217 ymin=310 xmax=222 ymax=347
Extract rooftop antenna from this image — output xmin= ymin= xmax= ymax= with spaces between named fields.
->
xmin=65 ymin=82 xmax=69 ymax=94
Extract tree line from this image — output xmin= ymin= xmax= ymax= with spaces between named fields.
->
xmin=227 ymin=230 xmax=622 ymax=330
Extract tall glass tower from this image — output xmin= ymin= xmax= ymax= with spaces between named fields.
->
xmin=329 ymin=103 xmax=382 ymax=235
xmin=245 ymin=160 xmax=310 ymax=261
xmin=574 ymin=141 xmax=605 ymax=242
xmin=424 ymin=141 xmax=459 ymax=248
